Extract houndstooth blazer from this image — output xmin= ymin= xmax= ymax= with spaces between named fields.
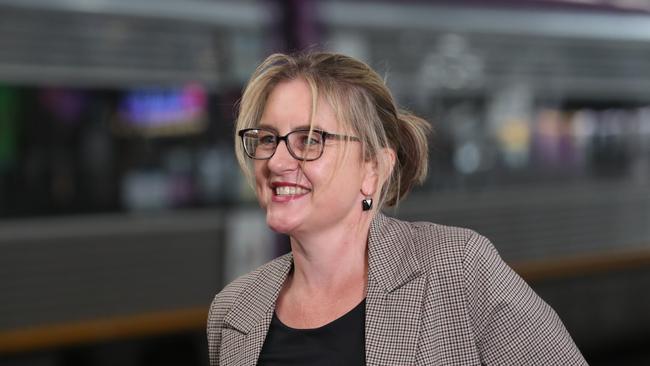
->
xmin=207 ymin=213 xmax=587 ymax=365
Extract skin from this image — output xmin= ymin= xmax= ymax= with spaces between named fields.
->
xmin=254 ymin=78 xmax=390 ymax=328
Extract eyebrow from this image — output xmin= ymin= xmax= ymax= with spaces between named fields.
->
xmin=257 ymin=123 xmax=326 ymax=132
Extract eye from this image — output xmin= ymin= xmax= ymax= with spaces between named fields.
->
xmin=258 ymin=133 xmax=277 ymax=145
xmin=298 ymin=132 xmax=322 ymax=146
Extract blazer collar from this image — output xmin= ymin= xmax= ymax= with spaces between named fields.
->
xmin=368 ymin=212 xmax=422 ymax=293
xmin=223 ymin=253 xmax=293 ymax=334
xmin=222 ymin=212 xmax=422 ymax=334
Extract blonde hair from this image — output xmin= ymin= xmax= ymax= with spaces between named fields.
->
xmin=235 ymin=51 xmax=431 ymax=208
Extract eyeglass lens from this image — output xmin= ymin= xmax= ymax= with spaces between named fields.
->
xmin=242 ymin=130 xmax=324 ymax=160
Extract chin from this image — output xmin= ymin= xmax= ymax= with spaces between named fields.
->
xmin=265 ymin=209 xmax=302 ymax=235
xmin=266 ymin=217 xmax=297 ymax=235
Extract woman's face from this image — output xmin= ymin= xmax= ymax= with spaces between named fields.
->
xmin=254 ymin=78 xmax=373 ymax=236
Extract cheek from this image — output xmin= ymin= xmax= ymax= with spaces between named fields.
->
xmin=253 ymin=163 xmax=268 ymax=196
xmin=310 ymin=158 xmax=363 ymax=200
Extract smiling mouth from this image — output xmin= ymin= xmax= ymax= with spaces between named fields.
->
xmin=274 ymin=186 xmax=311 ymax=196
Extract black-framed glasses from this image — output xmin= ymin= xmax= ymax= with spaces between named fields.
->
xmin=238 ymin=127 xmax=360 ymax=161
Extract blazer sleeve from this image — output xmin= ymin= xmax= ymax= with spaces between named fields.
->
xmin=462 ymin=232 xmax=588 ymax=365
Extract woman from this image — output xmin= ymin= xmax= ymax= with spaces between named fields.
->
xmin=208 ymin=52 xmax=587 ymax=365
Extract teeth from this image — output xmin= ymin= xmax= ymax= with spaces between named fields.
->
xmin=275 ymin=186 xmax=309 ymax=196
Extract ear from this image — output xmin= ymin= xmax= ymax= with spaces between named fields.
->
xmin=361 ymin=147 xmax=396 ymax=196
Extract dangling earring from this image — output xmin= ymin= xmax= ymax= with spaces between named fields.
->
xmin=362 ymin=197 xmax=373 ymax=211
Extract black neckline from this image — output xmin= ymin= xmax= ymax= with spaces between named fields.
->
xmin=272 ymin=299 xmax=366 ymax=332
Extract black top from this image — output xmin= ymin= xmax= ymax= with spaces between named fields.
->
xmin=257 ymin=299 xmax=366 ymax=365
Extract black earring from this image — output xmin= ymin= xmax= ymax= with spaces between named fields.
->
xmin=362 ymin=197 xmax=373 ymax=211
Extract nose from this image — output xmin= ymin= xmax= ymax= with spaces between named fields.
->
xmin=267 ymin=139 xmax=298 ymax=173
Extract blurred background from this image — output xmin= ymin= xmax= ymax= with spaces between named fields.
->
xmin=1 ymin=0 xmax=650 ymax=365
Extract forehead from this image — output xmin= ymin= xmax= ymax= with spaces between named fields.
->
xmin=258 ymin=78 xmax=342 ymax=132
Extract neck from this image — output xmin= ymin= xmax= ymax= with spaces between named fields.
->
xmin=288 ymin=213 xmax=373 ymax=297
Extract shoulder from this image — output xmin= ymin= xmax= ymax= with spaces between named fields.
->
xmin=407 ymin=219 xmax=479 ymax=250
xmin=379 ymin=215 xmax=509 ymax=294
xmin=207 ymin=253 xmax=292 ymax=365
xmin=385 ymin=215 xmax=487 ymax=270
xmin=396 ymin=217 xmax=516 ymax=288
xmin=207 ymin=253 xmax=291 ymax=330
xmin=372 ymin=213 xmax=499 ymax=289
xmin=383 ymin=217 xmax=586 ymax=363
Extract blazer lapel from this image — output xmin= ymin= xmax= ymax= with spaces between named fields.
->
xmin=365 ymin=213 xmax=425 ymax=366
xmin=220 ymin=254 xmax=293 ymax=366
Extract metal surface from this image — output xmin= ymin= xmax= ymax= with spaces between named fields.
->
xmin=319 ymin=1 xmax=650 ymax=41
xmin=0 ymin=209 xmax=224 ymax=331
xmin=0 ymin=0 xmax=271 ymax=26
xmin=0 ymin=1 xmax=271 ymax=87
xmin=395 ymin=181 xmax=650 ymax=262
